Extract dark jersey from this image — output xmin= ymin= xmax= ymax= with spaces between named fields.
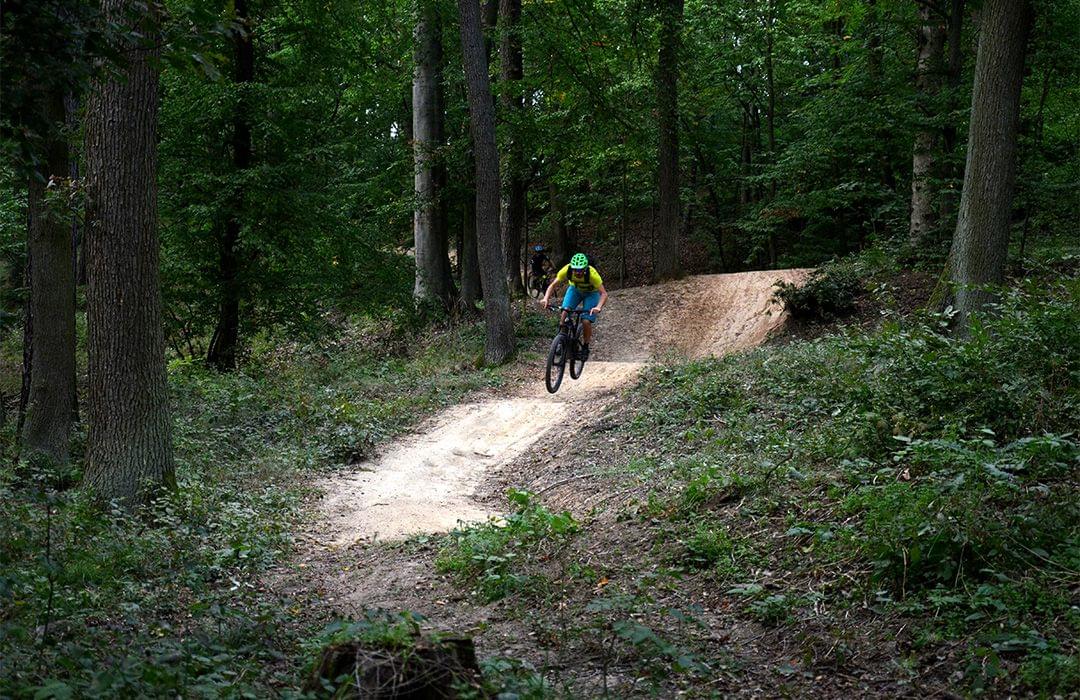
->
xmin=530 ymin=253 xmax=550 ymax=275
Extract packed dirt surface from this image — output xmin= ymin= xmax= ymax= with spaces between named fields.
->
xmin=311 ymin=270 xmax=807 ymax=544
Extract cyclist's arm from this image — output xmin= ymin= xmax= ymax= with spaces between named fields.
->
xmin=540 ymin=277 xmax=562 ymax=307
xmin=594 ymin=284 xmax=608 ymax=313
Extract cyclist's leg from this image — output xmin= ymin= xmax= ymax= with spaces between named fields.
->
xmin=563 ymin=286 xmax=583 ymax=309
xmin=562 ymin=286 xmax=583 ymax=316
xmin=580 ymin=291 xmax=601 ymax=345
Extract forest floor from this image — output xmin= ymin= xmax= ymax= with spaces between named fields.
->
xmin=282 ymin=270 xmax=923 ymax=695
xmin=307 ymin=270 xmax=806 ymax=546
xmin=277 ymin=261 xmax=1077 ymax=698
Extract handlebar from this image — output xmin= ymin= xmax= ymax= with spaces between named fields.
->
xmin=546 ymin=305 xmax=588 ymax=315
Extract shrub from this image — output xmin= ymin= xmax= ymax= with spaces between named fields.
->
xmin=773 ymin=263 xmax=863 ymax=320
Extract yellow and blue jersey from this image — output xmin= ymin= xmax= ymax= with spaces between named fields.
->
xmin=555 ymin=264 xmax=603 ymax=292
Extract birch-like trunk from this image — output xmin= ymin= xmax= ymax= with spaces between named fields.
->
xmin=908 ymin=1 xmax=946 ymax=248
xmin=412 ymin=0 xmax=454 ymax=308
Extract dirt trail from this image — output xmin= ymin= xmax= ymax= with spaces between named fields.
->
xmin=313 ymin=270 xmax=806 ymax=545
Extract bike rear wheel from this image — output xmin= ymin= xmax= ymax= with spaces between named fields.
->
xmin=569 ymin=337 xmax=586 ymax=379
xmin=527 ymin=273 xmax=545 ymax=299
xmin=545 ymin=334 xmax=567 ymax=393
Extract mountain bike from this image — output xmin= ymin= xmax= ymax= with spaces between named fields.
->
xmin=524 ymin=259 xmax=552 ymax=298
xmin=526 ymin=266 xmax=553 ymax=299
xmin=545 ymin=305 xmax=588 ymax=393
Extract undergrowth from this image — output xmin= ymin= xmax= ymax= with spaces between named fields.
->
xmin=0 ymin=313 xmax=537 ymax=697
xmin=626 ymin=279 xmax=1079 ymax=694
xmin=437 ymin=489 xmax=580 ymax=602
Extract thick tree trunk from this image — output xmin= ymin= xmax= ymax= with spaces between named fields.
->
xmin=653 ymin=0 xmax=683 ymax=281
xmin=908 ymin=1 xmax=946 ymax=248
xmin=458 ymin=0 xmax=515 ymax=365
xmin=83 ymin=0 xmax=175 ymax=503
xmin=412 ymin=0 xmax=454 ymax=308
xmin=21 ymin=88 xmax=76 ymax=469
xmin=499 ymin=0 xmax=526 ymax=295
xmin=947 ymin=0 xmax=1032 ymax=330
xmin=207 ymin=0 xmax=254 ymax=370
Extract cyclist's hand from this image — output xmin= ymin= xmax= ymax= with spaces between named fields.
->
xmin=590 ymin=306 xmax=602 ymax=315
xmin=539 ymin=298 xmax=549 ymax=310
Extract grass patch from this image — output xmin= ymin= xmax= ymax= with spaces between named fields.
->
xmin=437 ymin=489 xmax=580 ymax=602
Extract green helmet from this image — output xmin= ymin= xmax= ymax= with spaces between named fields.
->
xmin=570 ymin=253 xmax=589 ymax=269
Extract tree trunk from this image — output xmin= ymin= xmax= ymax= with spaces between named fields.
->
xmin=207 ymin=0 xmax=254 ymax=370
xmin=412 ymin=0 xmax=454 ymax=308
xmin=764 ymin=0 xmax=777 ymax=182
xmin=947 ymin=0 xmax=1032 ymax=330
xmin=458 ymin=0 xmax=515 ymax=365
xmin=460 ymin=185 xmax=481 ymax=308
xmin=499 ymin=0 xmax=525 ymax=295
xmin=83 ymin=0 xmax=175 ymax=503
xmin=619 ymin=161 xmax=628 ymax=285
xmin=908 ymin=1 xmax=946 ymax=248
xmin=739 ymin=103 xmax=753 ymax=210
xmin=549 ymin=179 xmax=572 ymax=266
xmin=939 ymin=0 xmax=966 ymax=225
xmin=866 ymin=0 xmax=884 ymax=80
xmin=653 ymin=0 xmax=683 ymax=281
xmin=21 ymin=88 xmax=76 ymax=469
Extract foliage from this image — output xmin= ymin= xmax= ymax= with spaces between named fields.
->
xmin=773 ymin=247 xmax=902 ymax=321
xmin=628 ymin=276 xmax=1079 ymax=692
xmin=437 ymin=489 xmax=579 ymax=602
xmin=0 ymin=314 xmax=515 ymax=697
xmin=158 ymin=0 xmax=415 ymax=351
xmin=773 ymin=265 xmax=863 ymax=320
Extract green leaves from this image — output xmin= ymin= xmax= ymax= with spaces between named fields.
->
xmin=437 ymin=489 xmax=580 ymax=602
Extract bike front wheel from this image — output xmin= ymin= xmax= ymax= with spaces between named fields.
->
xmin=569 ymin=338 xmax=586 ymax=379
xmin=545 ymin=334 xmax=568 ymax=393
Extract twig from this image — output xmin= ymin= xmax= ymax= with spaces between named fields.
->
xmin=537 ymin=471 xmax=608 ymax=494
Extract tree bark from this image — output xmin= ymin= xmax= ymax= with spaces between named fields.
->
xmin=947 ymin=0 xmax=1033 ymax=330
xmin=21 ymin=87 xmax=76 ymax=469
xmin=499 ymin=0 xmax=526 ymax=295
xmin=207 ymin=0 xmax=254 ymax=370
xmin=458 ymin=0 xmax=515 ymax=365
xmin=763 ymin=0 xmax=777 ymax=176
xmin=653 ymin=0 xmax=683 ymax=281
xmin=83 ymin=0 xmax=174 ymax=503
xmin=938 ymin=0 xmax=966 ymax=225
xmin=412 ymin=0 xmax=455 ymax=308
xmin=549 ymin=179 xmax=572 ymax=266
xmin=460 ymin=182 xmax=481 ymax=309
xmin=908 ymin=1 xmax=946 ymax=248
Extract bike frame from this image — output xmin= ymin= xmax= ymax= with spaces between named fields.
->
xmin=551 ymin=306 xmax=585 ymax=342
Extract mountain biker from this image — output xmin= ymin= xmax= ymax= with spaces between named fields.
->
xmin=540 ymin=252 xmax=608 ymax=361
xmin=529 ymin=244 xmax=552 ymax=281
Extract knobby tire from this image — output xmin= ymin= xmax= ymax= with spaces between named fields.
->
xmin=569 ymin=337 xmax=586 ymax=379
xmin=545 ymin=333 xmax=567 ymax=393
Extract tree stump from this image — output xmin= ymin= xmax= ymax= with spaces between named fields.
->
xmin=305 ymin=634 xmax=481 ymax=699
